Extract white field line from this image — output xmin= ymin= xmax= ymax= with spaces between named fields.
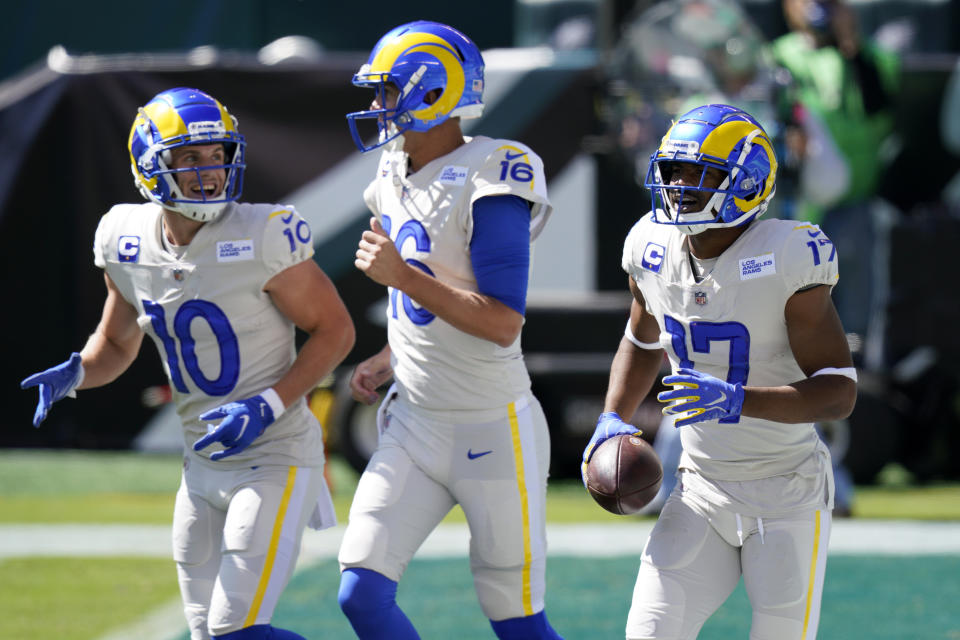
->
xmin=96 ymin=597 xmax=186 ymax=640
xmin=3 ymin=520 xmax=960 ymax=561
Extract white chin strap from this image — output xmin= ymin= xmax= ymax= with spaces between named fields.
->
xmin=171 ymin=200 xmax=228 ymax=222
xmin=677 ymin=223 xmax=708 ymax=235
xmin=160 ymin=174 xmax=228 ymax=222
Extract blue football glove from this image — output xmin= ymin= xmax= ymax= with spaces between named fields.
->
xmin=581 ymin=412 xmax=642 ymax=487
xmin=193 ymin=394 xmax=277 ymax=461
xmin=20 ymin=352 xmax=84 ymax=428
xmin=657 ymin=367 xmax=744 ymax=427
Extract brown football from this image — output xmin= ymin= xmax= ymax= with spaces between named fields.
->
xmin=586 ymin=434 xmax=663 ymax=515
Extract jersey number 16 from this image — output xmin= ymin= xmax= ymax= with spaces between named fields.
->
xmin=381 ymin=214 xmax=435 ymax=326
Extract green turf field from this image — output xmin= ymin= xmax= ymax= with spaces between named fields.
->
xmin=2 ymin=449 xmax=960 ymax=640
xmin=204 ymin=554 xmax=960 ymax=640
xmin=3 ymin=449 xmax=959 ymax=523
xmin=1 ymin=556 xmax=179 ymax=640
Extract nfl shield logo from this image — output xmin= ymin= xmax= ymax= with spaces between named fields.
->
xmin=695 ymin=291 xmax=708 ymax=305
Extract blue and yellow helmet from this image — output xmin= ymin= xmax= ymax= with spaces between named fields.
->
xmin=346 ymin=21 xmax=485 ymax=152
xmin=644 ymin=104 xmax=777 ymax=233
xmin=129 ymin=87 xmax=246 ymax=222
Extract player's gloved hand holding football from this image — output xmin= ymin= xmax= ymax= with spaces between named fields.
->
xmin=658 ymin=367 xmax=744 ymax=427
xmin=20 ymin=352 xmax=85 ymax=428
xmin=581 ymin=412 xmax=642 ymax=487
xmin=193 ymin=389 xmax=284 ymax=461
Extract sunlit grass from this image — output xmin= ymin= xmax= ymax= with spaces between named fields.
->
xmin=853 ymin=484 xmax=960 ymax=520
xmin=0 ymin=449 xmax=361 ymax=523
xmin=2 ymin=450 xmax=959 ymax=523
xmin=0 ymin=556 xmax=179 ymax=640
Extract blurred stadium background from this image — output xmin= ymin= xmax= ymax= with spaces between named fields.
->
xmin=1 ymin=0 xmax=959 ymax=638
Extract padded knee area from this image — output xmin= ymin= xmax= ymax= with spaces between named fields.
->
xmin=338 ymin=568 xmax=419 ymax=640
xmin=750 ymin=611 xmax=803 ymax=640
xmin=626 ymin=570 xmax=689 ymax=640
xmin=490 ymin=611 xmax=563 ymax=640
xmin=472 ymin=563 xmax=545 ymax=621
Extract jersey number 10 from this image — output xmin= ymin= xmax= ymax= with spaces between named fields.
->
xmin=143 ymin=299 xmax=240 ymax=396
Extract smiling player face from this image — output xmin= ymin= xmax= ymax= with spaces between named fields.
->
xmin=663 ymin=162 xmax=728 ymax=213
xmin=169 ymin=143 xmax=226 ymax=200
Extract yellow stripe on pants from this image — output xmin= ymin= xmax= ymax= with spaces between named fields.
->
xmin=801 ymin=510 xmax=822 ymax=638
xmin=507 ymin=402 xmax=534 ymax=616
xmin=244 ymin=466 xmax=297 ymax=627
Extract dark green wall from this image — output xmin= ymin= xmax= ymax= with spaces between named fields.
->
xmin=0 ymin=1 xmax=515 ymax=81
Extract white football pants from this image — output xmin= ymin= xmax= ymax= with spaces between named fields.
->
xmin=173 ymin=456 xmax=326 ymax=639
xmin=626 ymin=483 xmax=831 ymax=640
xmin=338 ymin=392 xmax=552 ymax=621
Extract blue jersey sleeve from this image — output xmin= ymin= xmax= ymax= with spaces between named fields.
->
xmin=470 ymin=195 xmax=531 ymax=315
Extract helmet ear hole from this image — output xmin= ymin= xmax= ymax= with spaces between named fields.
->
xmin=735 ymin=173 xmax=760 ymax=199
xmin=735 ymin=142 xmax=773 ymax=200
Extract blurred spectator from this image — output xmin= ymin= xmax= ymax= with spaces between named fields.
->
xmin=663 ymin=0 xmax=823 ymax=222
xmin=774 ymin=0 xmax=899 ymax=513
xmin=772 ymin=0 xmax=900 ymax=343
xmin=603 ymin=0 xmax=845 ymax=219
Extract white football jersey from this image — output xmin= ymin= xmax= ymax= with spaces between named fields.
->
xmin=623 ymin=213 xmax=839 ymax=482
xmin=93 ymin=201 xmax=324 ymax=468
xmin=364 ymin=136 xmax=552 ymax=414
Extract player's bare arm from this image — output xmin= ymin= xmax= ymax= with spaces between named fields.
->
xmin=349 ymin=343 xmax=393 ymax=405
xmin=77 ymin=272 xmax=144 ymax=389
xmin=603 ymin=277 xmax=664 ymax=419
xmin=265 ymin=259 xmax=356 ymax=408
xmin=356 ymin=216 xmax=523 ymax=348
xmin=583 ymin=277 xmax=659 ymax=484
xmin=739 ymin=284 xmax=857 ymax=423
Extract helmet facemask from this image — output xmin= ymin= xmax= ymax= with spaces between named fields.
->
xmin=649 ymin=158 xmax=733 ymax=235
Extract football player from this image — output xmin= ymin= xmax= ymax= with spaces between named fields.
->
xmin=20 ymin=88 xmax=355 ymax=640
xmin=583 ymin=104 xmax=856 ymax=639
xmin=338 ymin=20 xmax=564 ymax=640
